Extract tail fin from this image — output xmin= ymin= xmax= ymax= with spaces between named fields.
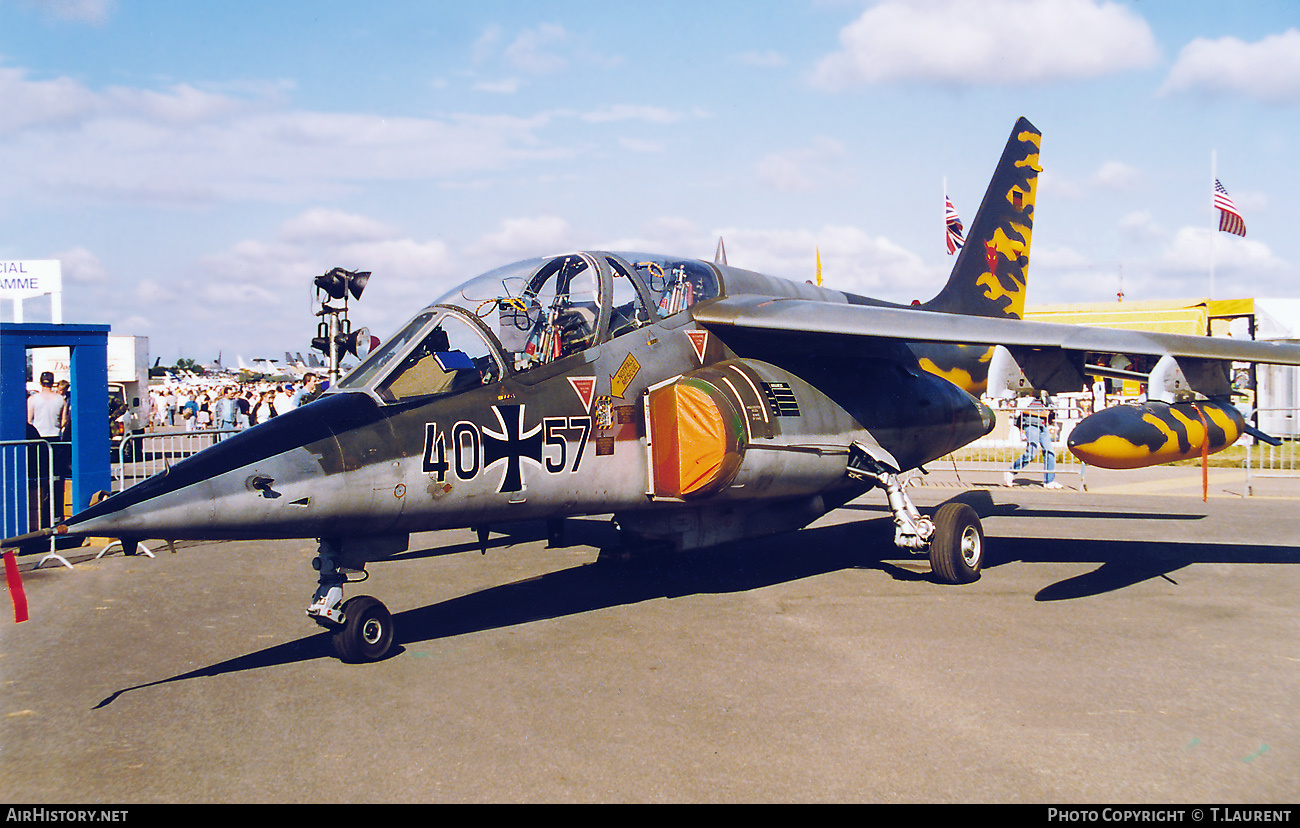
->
xmin=923 ymin=117 xmax=1041 ymax=319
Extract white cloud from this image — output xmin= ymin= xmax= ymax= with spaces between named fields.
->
xmin=737 ymin=51 xmax=789 ymax=68
xmin=1161 ymin=29 xmax=1300 ymax=105
xmin=599 ymin=217 xmax=709 ymax=255
xmin=716 ymin=225 xmax=941 ymax=299
xmin=472 ymin=215 xmax=576 ymax=259
xmin=1037 ymin=162 xmax=1140 ymax=203
xmin=599 ymin=216 xmax=942 ymax=300
xmin=468 ymin=22 xmax=622 ymax=91
xmin=1033 ymin=244 xmax=1092 ymax=271
xmin=1158 ymin=227 xmax=1284 ymax=275
xmin=504 ymin=23 xmax=571 ymax=75
xmin=0 ymin=66 xmax=100 ymax=134
xmin=472 ymin=25 xmax=505 ymax=65
xmin=811 ymin=0 xmax=1159 ymax=90
xmin=755 ymin=136 xmax=848 ymax=192
xmin=222 ymin=210 xmax=454 ymax=299
xmin=1090 ymin=161 xmax=1141 ymax=191
xmin=20 ymin=0 xmax=116 ymax=26
xmin=579 ymin=105 xmax=682 ymax=124
xmin=52 ymin=246 xmax=109 ymax=284
xmin=157 ymin=209 xmax=459 ymax=354
xmin=619 ymin=137 xmax=665 ymax=153
xmin=0 ymin=62 xmax=697 ymax=210
xmin=473 ymin=78 xmax=522 ymax=95
xmin=1026 ymin=218 xmax=1300 ymax=306
xmin=0 ymin=67 xmax=267 ymax=136
xmin=1117 ymin=211 xmax=1165 ymax=243
xmin=333 ymin=238 xmax=456 ymax=304
xmin=279 ymin=209 xmax=398 ymax=246
xmin=0 ymin=67 xmax=576 ymax=206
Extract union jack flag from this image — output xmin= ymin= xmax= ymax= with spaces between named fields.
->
xmin=945 ymin=194 xmax=965 ymax=254
xmin=1214 ymin=179 xmax=1247 ymax=237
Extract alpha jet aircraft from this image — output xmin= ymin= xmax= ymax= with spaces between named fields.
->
xmin=20 ymin=118 xmax=1300 ymax=663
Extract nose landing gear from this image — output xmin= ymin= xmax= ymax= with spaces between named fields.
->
xmin=329 ymin=595 xmax=395 ymax=663
xmin=307 ymin=538 xmax=396 ymax=663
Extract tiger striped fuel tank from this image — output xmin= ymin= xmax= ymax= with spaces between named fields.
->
xmin=1067 ymin=399 xmax=1244 ymax=470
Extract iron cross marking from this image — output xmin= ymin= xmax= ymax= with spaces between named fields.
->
xmin=482 ymin=404 xmax=544 ymax=493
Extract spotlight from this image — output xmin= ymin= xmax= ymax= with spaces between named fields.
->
xmin=312 ymin=326 xmax=377 ymax=360
xmin=314 ymin=268 xmax=370 ymax=301
xmin=335 ymin=327 xmax=375 ymax=359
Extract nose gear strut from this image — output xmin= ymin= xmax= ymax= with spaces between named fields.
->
xmin=306 ymin=538 xmax=370 ymax=627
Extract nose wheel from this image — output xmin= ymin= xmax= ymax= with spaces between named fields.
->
xmin=330 ymin=595 xmax=395 ymax=663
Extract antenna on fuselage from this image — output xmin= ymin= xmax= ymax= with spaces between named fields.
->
xmin=714 ymin=237 xmax=727 ymax=266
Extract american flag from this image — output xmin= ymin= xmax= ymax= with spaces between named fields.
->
xmin=1214 ymin=179 xmax=1247 ymax=237
xmin=945 ymin=194 xmax=965 ymax=254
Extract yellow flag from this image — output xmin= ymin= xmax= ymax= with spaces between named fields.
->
xmin=815 ymin=247 xmax=822 ymax=287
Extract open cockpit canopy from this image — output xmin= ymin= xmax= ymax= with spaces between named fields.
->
xmin=335 ymin=252 xmax=723 ymax=403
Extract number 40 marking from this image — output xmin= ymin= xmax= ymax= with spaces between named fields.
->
xmin=423 ymin=415 xmax=590 ymax=482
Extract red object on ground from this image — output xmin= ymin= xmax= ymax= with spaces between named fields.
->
xmin=4 ymin=551 xmax=28 ymax=623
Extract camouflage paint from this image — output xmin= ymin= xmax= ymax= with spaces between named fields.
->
xmin=916 ymin=345 xmax=995 ymax=395
xmin=1067 ymin=399 xmax=1245 ymax=470
xmin=922 ymin=118 xmax=1040 ymax=322
xmin=908 ymin=119 xmax=1041 ymax=393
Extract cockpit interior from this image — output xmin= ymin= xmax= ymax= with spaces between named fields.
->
xmin=335 ymin=252 xmax=723 ymax=405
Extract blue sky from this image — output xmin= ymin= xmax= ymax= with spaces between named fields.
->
xmin=2 ymin=0 xmax=1298 ymax=362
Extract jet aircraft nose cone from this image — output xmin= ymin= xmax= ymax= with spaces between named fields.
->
xmin=57 ymin=393 xmax=385 ymax=541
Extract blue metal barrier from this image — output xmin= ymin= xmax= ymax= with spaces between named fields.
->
xmin=1 ymin=439 xmax=57 ymax=555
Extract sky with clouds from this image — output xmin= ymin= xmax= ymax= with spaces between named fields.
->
xmin=2 ymin=0 xmax=1298 ymax=363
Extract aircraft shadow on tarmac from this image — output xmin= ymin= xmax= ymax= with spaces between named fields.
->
xmin=93 ymin=491 xmax=1300 ymax=709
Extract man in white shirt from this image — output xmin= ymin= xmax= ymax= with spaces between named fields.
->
xmin=27 ymin=372 xmax=67 ymax=439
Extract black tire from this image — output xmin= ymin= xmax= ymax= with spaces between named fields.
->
xmin=929 ymin=503 xmax=984 ymax=585
xmin=331 ymin=596 xmax=394 ymax=663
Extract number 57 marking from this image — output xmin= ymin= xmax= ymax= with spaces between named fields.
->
xmin=543 ymin=415 xmax=591 ymax=473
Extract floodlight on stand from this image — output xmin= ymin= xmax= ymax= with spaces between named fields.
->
xmin=311 ymin=321 xmax=332 ymax=356
xmin=334 ymin=327 xmax=379 ymax=360
xmin=347 ymin=270 xmax=370 ymax=300
xmin=314 ymin=267 xmax=371 ymax=301
xmin=346 ymin=327 xmax=376 ymax=360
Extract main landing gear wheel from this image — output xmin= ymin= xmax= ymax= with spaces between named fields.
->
xmin=928 ymin=502 xmax=984 ymax=585
xmin=330 ymin=595 xmax=395 ymax=663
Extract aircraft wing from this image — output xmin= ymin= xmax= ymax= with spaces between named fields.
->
xmin=693 ymin=295 xmax=1300 ymax=366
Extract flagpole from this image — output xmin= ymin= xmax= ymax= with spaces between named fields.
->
xmin=1209 ymin=149 xmax=1217 ymax=301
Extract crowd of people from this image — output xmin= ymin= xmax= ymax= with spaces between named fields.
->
xmin=147 ymin=373 xmax=321 ymax=432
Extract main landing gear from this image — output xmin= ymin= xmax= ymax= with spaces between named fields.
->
xmin=307 ymin=539 xmax=395 ymax=663
xmin=927 ymin=502 xmax=984 ymax=585
xmin=846 ymin=443 xmax=984 ymax=584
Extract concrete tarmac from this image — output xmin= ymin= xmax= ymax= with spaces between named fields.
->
xmin=3 ymin=468 xmax=1299 ymax=803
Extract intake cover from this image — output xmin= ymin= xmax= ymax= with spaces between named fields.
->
xmin=646 ymin=376 xmax=747 ymax=498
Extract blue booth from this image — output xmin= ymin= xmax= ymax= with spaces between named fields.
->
xmin=1 ymin=323 xmax=112 ymax=538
